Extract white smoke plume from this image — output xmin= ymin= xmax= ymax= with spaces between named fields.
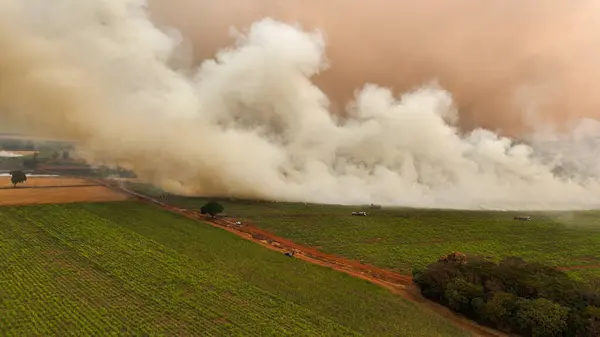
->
xmin=1 ymin=0 xmax=600 ymax=210
xmin=0 ymin=151 xmax=23 ymax=158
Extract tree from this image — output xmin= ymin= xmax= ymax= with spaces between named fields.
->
xmin=200 ymin=201 xmax=224 ymax=218
xmin=515 ymin=298 xmax=569 ymax=337
xmin=481 ymin=291 xmax=520 ymax=330
xmin=413 ymin=262 xmax=462 ymax=301
xmin=9 ymin=170 xmax=27 ymax=188
xmin=443 ymin=277 xmax=485 ymax=314
xmin=416 ymin=253 xmax=600 ymax=335
xmin=587 ymin=306 xmax=600 ymax=336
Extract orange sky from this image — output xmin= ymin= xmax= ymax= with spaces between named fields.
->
xmin=148 ymin=0 xmax=600 ymax=136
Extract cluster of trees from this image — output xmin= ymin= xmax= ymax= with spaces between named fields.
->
xmin=413 ymin=253 xmax=600 ymax=336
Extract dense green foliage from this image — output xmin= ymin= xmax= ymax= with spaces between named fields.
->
xmin=0 ymin=201 xmax=466 ymax=336
xmin=413 ymin=254 xmax=600 ymax=336
xmin=124 ymin=185 xmax=600 ymax=279
xmin=9 ymin=170 xmax=27 ymax=187
xmin=200 ymin=200 xmax=225 ymax=217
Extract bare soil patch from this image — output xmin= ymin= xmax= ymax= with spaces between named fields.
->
xmin=0 ymin=176 xmax=96 ymax=188
xmin=0 ymin=150 xmax=38 ymax=156
xmin=0 ymin=185 xmax=131 ymax=206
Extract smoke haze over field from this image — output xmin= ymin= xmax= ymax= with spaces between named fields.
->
xmin=1 ymin=0 xmax=600 ymax=210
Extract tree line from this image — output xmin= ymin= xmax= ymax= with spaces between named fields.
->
xmin=413 ymin=252 xmax=600 ymax=336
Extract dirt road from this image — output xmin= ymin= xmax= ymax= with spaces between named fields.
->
xmin=27 ymin=171 xmax=504 ymax=336
xmin=205 ymin=217 xmax=505 ymax=337
xmin=92 ymin=179 xmax=505 ymax=337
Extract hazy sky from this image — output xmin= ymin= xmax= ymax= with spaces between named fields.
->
xmin=149 ymin=0 xmax=600 ymax=136
xmin=2 ymin=0 xmax=600 ymax=209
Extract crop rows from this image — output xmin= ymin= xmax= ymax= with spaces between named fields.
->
xmin=153 ymin=193 xmax=600 ymax=277
xmin=1 ymin=202 xmax=467 ymax=337
xmin=260 ymin=210 xmax=600 ymax=275
xmin=2 ymin=206 xmax=349 ymax=336
xmin=0 ymin=211 xmax=169 ymax=335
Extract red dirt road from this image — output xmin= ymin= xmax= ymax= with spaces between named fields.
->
xmin=93 ymin=180 xmax=504 ymax=337
xmin=235 ymin=223 xmax=412 ymax=285
xmin=204 ymin=218 xmax=505 ymax=337
xmin=28 ymin=173 xmax=504 ymax=336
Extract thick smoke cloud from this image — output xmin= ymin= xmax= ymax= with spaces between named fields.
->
xmin=148 ymin=0 xmax=600 ymax=136
xmin=1 ymin=0 xmax=600 ymax=210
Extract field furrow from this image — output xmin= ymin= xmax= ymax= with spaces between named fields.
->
xmin=2 ymin=202 xmax=464 ymax=336
xmin=153 ymin=194 xmax=600 ymax=277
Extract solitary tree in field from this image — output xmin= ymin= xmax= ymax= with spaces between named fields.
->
xmin=9 ymin=170 xmax=27 ymax=188
xmin=200 ymin=201 xmax=224 ymax=218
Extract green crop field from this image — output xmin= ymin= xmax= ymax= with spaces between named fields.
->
xmin=0 ymin=201 xmax=468 ymax=336
xmin=134 ymin=186 xmax=600 ymax=280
